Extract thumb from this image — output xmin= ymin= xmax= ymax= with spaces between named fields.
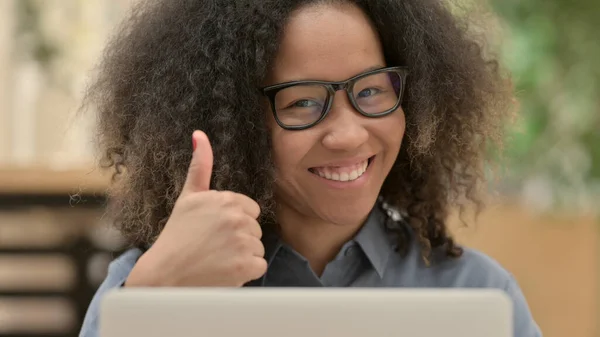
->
xmin=183 ymin=130 xmax=213 ymax=194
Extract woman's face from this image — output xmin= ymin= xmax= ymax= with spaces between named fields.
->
xmin=267 ymin=3 xmax=405 ymax=227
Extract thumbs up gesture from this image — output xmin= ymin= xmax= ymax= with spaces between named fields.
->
xmin=125 ymin=131 xmax=267 ymax=287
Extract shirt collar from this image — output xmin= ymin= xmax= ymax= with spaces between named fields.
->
xmin=256 ymin=200 xmax=397 ymax=283
xmin=353 ymin=201 xmax=396 ymax=278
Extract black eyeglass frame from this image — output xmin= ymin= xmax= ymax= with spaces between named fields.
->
xmin=261 ymin=66 xmax=408 ymax=130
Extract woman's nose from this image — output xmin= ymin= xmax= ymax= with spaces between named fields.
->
xmin=321 ymin=92 xmax=369 ymax=151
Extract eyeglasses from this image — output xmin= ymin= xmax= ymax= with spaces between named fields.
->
xmin=262 ymin=66 xmax=408 ymax=130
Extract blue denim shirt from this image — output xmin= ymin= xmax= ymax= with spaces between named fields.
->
xmin=80 ymin=203 xmax=542 ymax=337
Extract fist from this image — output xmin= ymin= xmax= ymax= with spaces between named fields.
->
xmin=126 ymin=131 xmax=267 ymax=287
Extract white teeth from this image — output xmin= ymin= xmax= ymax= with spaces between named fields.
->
xmin=313 ymin=159 xmax=369 ymax=182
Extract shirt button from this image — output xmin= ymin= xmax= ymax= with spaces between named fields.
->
xmin=344 ymin=246 xmax=358 ymax=257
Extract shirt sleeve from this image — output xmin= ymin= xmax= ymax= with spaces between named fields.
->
xmin=79 ymin=248 xmax=143 ymax=337
xmin=504 ymin=275 xmax=543 ymax=337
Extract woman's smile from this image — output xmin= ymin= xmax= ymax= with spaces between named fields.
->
xmin=308 ymin=155 xmax=375 ymax=189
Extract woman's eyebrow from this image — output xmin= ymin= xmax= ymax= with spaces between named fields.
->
xmin=278 ymin=65 xmax=387 ymax=84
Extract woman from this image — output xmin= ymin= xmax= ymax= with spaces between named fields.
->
xmin=80 ymin=0 xmax=542 ymax=336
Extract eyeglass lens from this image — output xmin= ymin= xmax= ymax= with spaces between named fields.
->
xmin=273 ymin=71 xmax=402 ymax=127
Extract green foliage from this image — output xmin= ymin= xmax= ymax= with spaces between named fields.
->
xmin=489 ymin=0 xmax=600 ymax=211
xmin=15 ymin=0 xmax=60 ymax=68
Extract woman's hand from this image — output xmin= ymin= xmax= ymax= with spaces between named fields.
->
xmin=125 ymin=131 xmax=267 ymax=287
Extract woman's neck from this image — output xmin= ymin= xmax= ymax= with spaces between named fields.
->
xmin=276 ymin=206 xmax=368 ymax=276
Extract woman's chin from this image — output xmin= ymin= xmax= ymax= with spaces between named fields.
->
xmin=313 ymin=201 xmax=376 ymax=228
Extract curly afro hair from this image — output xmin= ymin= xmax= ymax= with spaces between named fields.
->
xmin=84 ymin=0 xmax=514 ymax=264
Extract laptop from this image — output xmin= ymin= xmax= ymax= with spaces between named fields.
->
xmin=100 ymin=288 xmax=513 ymax=337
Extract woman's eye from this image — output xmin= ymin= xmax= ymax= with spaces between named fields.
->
xmin=292 ymin=99 xmax=319 ymax=108
xmin=357 ymin=88 xmax=381 ymax=98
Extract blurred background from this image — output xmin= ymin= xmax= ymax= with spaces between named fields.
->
xmin=0 ymin=0 xmax=597 ymax=337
